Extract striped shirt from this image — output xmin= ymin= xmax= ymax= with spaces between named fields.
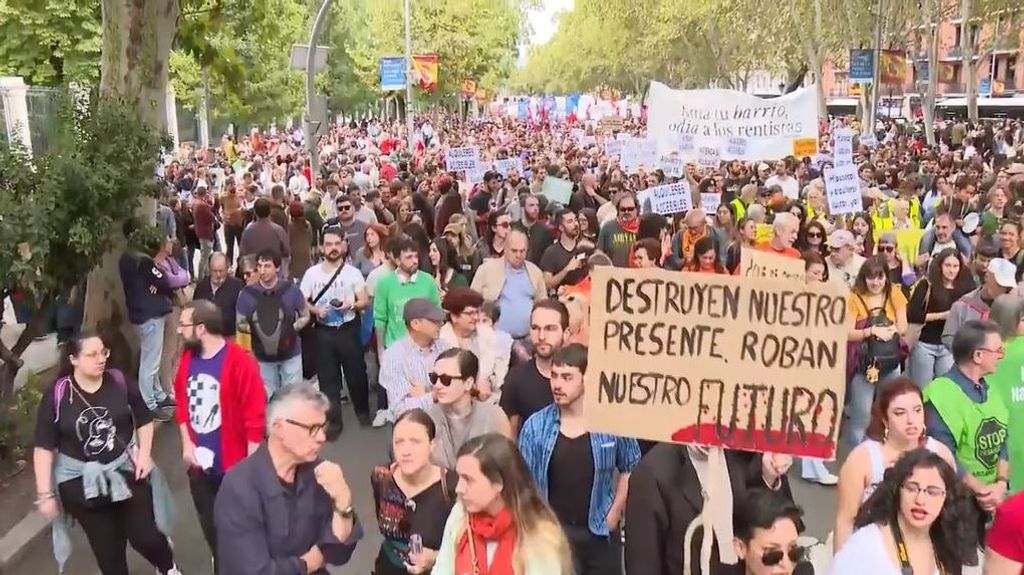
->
xmin=379 ymin=335 xmax=452 ymax=418
xmin=518 ymin=404 xmax=641 ymax=536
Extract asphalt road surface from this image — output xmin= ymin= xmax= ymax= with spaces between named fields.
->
xmin=8 ymin=403 xmax=842 ymax=575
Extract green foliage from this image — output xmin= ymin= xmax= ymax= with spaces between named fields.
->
xmin=0 ymin=0 xmax=102 ymax=86
xmin=170 ymin=0 xmax=308 ymax=125
xmin=0 ymin=371 xmax=44 ymax=464
xmin=0 ymin=93 xmax=166 ymax=303
xmin=332 ymin=0 xmax=529 ymax=108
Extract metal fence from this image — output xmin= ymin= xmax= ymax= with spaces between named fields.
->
xmin=25 ymin=87 xmax=59 ymax=156
xmin=0 ymin=95 xmax=7 ymax=147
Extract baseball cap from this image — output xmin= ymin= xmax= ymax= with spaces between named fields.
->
xmin=988 ymin=257 xmax=1017 ymax=289
xmin=830 ymin=229 xmax=856 ymax=249
xmin=403 ymin=298 xmax=444 ymax=323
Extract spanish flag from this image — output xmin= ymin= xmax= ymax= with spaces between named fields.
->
xmin=412 ymin=54 xmax=439 ymax=92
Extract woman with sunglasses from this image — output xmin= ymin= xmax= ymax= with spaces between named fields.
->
xmin=796 ymin=220 xmax=829 ymax=258
xmin=371 ymin=409 xmax=458 ymax=575
xmin=434 ymin=434 xmax=573 ymax=575
xmin=732 ymin=489 xmax=808 ymax=575
xmin=846 ymin=256 xmax=909 ymax=449
xmin=876 ymin=231 xmax=916 ymax=298
xmin=829 ymin=449 xmax=976 ymax=575
xmin=427 ymin=348 xmax=511 ymax=469
xmin=33 ymin=332 xmax=180 ymax=575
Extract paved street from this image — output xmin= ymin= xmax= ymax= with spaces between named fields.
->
xmin=7 ymin=403 xmax=841 ymax=575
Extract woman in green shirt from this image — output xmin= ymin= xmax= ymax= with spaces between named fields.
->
xmin=988 ymin=294 xmax=1024 ymax=493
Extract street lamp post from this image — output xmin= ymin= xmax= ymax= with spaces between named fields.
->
xmin=305 ymin=0 xmax=331 ymax=176
xmin=404 ymin=0 xmax=415 ymax=154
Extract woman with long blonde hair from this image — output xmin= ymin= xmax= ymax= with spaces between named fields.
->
xmin=434 ymin=433 xmax=572 ymax=575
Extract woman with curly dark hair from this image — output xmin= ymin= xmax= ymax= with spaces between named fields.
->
xmin=829 ymin=449 xmax=977 ymax=575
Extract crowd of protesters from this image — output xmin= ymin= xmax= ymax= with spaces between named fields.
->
xmin=24 ymin=107 xmax=1024 ymax=575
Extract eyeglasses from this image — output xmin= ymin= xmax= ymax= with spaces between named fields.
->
xmin=902 ymin=482 xmax=946 ymax=498
xmin=978 ymin=346 xmax=1006 ymax=356
xmin=495 ymin=221 xmax=511 ymax=229
xmin=879 ymin=245 xmax=896 ymax=253
xmin=619 ymin=206 xmax=637 ymax=213
xmin=284 ymin=418 xmax=328 ymax=437
xmin=806 ymin=232 xmax=821 ymax=239
xmin=338 ymin=205 xmax=353 ymax=212
xmin=81 ymin=348 xmax=111 ymax=360
xmin=428 ymin=372 xmax=464 ymax=386
xmin=761 ymin=546 xmax=806 ymax=566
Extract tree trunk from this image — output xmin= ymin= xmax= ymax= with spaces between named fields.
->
xmin=83 ymin=0 xmax=179 ymax=373
xmin=960 ymin=0 xmax=978 ymax=123
xmin=922 ymin=0 xmax=940 ymax=146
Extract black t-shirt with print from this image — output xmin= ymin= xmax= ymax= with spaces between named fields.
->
xmin=35 ymin=371 xmax=153 ymax=465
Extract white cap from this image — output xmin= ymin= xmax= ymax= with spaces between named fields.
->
xmin=988 ymin=257 xmax=1017 ymax=289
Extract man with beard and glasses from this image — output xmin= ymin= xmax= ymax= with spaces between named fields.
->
xmin=173 ymin=300 xmax=266 ymax=570
xmin=540 ymin=209 xmax=588 ymax=291
xmin=300 ymin=228 xmax=371 ymax=435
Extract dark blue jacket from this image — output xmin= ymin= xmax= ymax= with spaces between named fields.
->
xmin=119 ymin=252 xmax=173 ymax=325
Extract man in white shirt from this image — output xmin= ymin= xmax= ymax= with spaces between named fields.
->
xmin=764 ymin=159 xmax=800 ymax=200
xmin=826 ymin=230 xmax=865 ymax=289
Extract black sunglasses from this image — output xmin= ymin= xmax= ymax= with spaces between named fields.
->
xmin=761 ymin=546 xmax=805 ymax=566
xmin=428 ymin=372 xmax=462 ymax=386
xmin=337 ymin=204 xmax=353 ymax=211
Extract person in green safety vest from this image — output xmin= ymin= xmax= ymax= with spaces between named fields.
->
xmin=923 ymin=319 xmax=1010 ymax=542
xmin=987 ymin=294 xmax=1024 ymax=495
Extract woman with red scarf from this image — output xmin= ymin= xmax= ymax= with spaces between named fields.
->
xmin=434 ymin=434 xmax=572 ymax=575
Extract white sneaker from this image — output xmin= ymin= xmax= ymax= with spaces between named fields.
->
xmin=372 ymin=409 xmax=390 ymax=428
xmin=802 ymin=472 xmax=839 ymax=486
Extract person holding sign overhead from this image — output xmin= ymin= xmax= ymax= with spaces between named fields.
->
xmin=625 ymin=445 xmax=795 ymax=575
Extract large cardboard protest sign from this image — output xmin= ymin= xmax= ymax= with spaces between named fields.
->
xmin=585 ymin=266 xmax=847 ymax=459
xmin=637 ymin=182 xmax=692 ymax=216
xmin=647 ymin=81 xmax=819 ymax=162
xmin=740 ymin=248 xmax=806 ymax=283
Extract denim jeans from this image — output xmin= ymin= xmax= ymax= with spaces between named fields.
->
xmin=907 ymin=341 xmax=953 ymax=389
xmin=135 ymin=316 xmax=168 ymax=410
xmin=258 ymin=354 xmax=303 ymax=398
xmin=198 ymin=239 xmax=214 ymax=279
xmin=844 ymin=366 xmax=901 ymax=450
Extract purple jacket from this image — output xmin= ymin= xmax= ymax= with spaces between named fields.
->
xmin=156 ymin=256 xmax=190 ymax=289
xmin=213 ymin=445 xmax=362 ymax=574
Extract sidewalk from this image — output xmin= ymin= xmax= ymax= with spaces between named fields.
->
xmin=0 ymin=297 xmax=60 ymax=574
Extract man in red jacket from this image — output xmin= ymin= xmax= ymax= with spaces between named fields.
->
xmin=174 ymin=299 xmax=266 ymax=570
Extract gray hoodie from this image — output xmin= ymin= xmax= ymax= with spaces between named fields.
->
xmin=942 ymin=287 xmax=991 ymax=349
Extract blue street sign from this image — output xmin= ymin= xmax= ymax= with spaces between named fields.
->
xmin=380 ymin=57 xmax=406 ymax=91
xmin=980 ymin=78 xmax=991 ymax=95
xmin=849 ymin=49 xmax=875 ymax=83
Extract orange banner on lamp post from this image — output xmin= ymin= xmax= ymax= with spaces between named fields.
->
xmin=411 ymin=54 xmax=439 ymax=91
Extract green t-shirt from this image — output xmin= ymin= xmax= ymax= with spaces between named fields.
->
xmin=924 ymin=376 xmax=1009 ymax=485
xmin=372 ymin=270 xmax=442 ymax=348
xmin=987 ymin=336 xmax=1024 ymax=493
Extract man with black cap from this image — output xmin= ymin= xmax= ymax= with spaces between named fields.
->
xmin=378 ymin=298 xmax=452 ymax=421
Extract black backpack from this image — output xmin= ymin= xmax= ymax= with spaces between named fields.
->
xmin=856 ymin=292 xmax=902 ymax=374
xmin=246 ymin=282 xmax=298 ymax=362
